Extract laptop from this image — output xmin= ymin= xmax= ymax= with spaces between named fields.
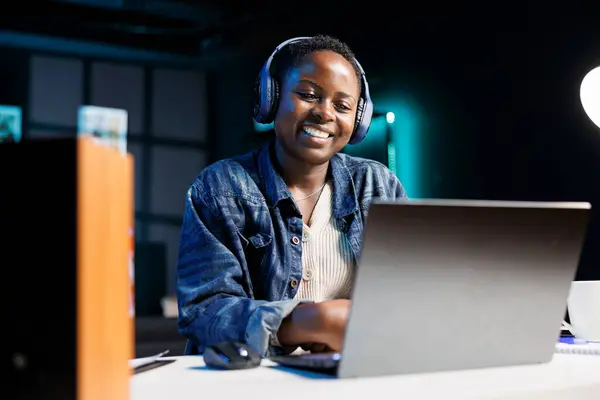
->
xmin=269 ymin=199 xmax=591 ymax=378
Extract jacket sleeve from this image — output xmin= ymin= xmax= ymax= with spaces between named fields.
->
xmin=392 ymin=174 xmax=408 ymax=199
xmin=176 ymin=183 xmax=304 ymax=356
xmin=382 ymin=166 xmax=408 ymax=199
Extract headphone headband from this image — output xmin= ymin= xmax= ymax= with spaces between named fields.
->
xmin=253 ymin=36 xmax=373 ymax=145
xmin=262 ymin=36 xmax=312 ymax=78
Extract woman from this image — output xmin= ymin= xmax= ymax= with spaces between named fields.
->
xmin=177 ymin=35 xmax=407 ymax=357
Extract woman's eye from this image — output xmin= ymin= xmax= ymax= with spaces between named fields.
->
xmin=336 ymin=104 xmax=351 ymax=112
xmin=298 ymin=92 xmax=318 ymax=101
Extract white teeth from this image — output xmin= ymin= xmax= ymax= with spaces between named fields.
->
xmin=303 ymin=127 xmax=331 ymax=139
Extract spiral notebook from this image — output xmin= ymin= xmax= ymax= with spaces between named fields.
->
xmin=555 ymin=342 xmax=600 ymax=356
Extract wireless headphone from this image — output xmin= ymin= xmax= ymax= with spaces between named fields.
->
xmin=253 ymin=36 xmax=373 ymax=145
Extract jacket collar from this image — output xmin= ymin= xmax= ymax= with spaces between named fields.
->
xmin=257 ymin=139 xmax=359 ymax=219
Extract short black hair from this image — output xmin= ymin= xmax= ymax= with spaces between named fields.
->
xmin=269 ymin=34 xmax=362 ymax=95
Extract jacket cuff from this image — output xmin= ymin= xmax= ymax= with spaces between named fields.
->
xmin=245 ymin=299 xmax=314 ymax=357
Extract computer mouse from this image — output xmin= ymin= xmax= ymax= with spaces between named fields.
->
xmin=203 ymin=341 xmax=262 ymax=370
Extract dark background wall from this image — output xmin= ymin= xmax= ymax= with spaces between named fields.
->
xmin=2 ymin=0 xmax=599 ymax=306
xmin=208 ymin=4 xmax=600 ymax=281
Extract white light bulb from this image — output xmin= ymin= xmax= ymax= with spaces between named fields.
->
xmin=580 ymin=66 xmax=600 ymax=129
xmin=386 ymin=112 xmax=395 ymax=124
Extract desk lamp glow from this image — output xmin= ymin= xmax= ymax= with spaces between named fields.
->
xmin=580 ymin=66 xmax=600 ymax=129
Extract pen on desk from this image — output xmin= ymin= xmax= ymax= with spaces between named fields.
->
xmin=156 ymin=350 xmax=170 ymax=358
xmin=559 ymin=336 xmax=588 ymax=345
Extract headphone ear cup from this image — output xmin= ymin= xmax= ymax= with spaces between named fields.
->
xmin=254 ymin=65 xmax=278 ymax=124
xmin=349 ymin=97 xmax=366 ymax=144
xmin=267 ymin=79 xmax=280 ymax=122
xmin=349 ymin=95 xmax=372 ymax=145
xmin=252 ymin=76 xmax=263 ymax=122
xmin=348 ymin=58 xmax=373 ymax=145
xmin=354 ymin=98 xmax=365 ymax=133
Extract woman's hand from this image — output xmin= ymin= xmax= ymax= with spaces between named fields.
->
xmin=311 ymin=299 xmax=351 ymax=352
xmin=300 ymin=343 xmax=332 ymax=353
xmin=277 ymin=299 xmax=351 ymax=352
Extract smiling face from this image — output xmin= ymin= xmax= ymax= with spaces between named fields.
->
xmin=273 ymin=50 xmax=361 ymax=166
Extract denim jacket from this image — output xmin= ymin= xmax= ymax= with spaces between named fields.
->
xmin=177 ymin=140 xmax=407 ymax=356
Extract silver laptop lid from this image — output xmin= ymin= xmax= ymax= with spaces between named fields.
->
xmin=339 ymin=199 xmax=591 ymax=378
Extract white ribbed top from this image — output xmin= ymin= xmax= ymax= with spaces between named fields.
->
xmin=294 ymin=180 xmax=354 ymax=302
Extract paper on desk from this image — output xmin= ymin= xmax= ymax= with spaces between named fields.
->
xmin=129 ymin=350 xmax=170 ymax=369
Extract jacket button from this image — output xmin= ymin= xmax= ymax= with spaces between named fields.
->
xmin=290 ymin=278 xmax=299 ymax=289
xmin=303 ymin=268 xmax=314 ymax=281
xmin=291 ymin=236 xmax=300 ymax=245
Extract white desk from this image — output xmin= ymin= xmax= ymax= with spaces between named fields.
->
xmin=131 ymin=354 xmax=600 ymax=400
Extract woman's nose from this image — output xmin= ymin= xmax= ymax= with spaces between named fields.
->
xmin=311 ymin=100 xmax=335 ymax=122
